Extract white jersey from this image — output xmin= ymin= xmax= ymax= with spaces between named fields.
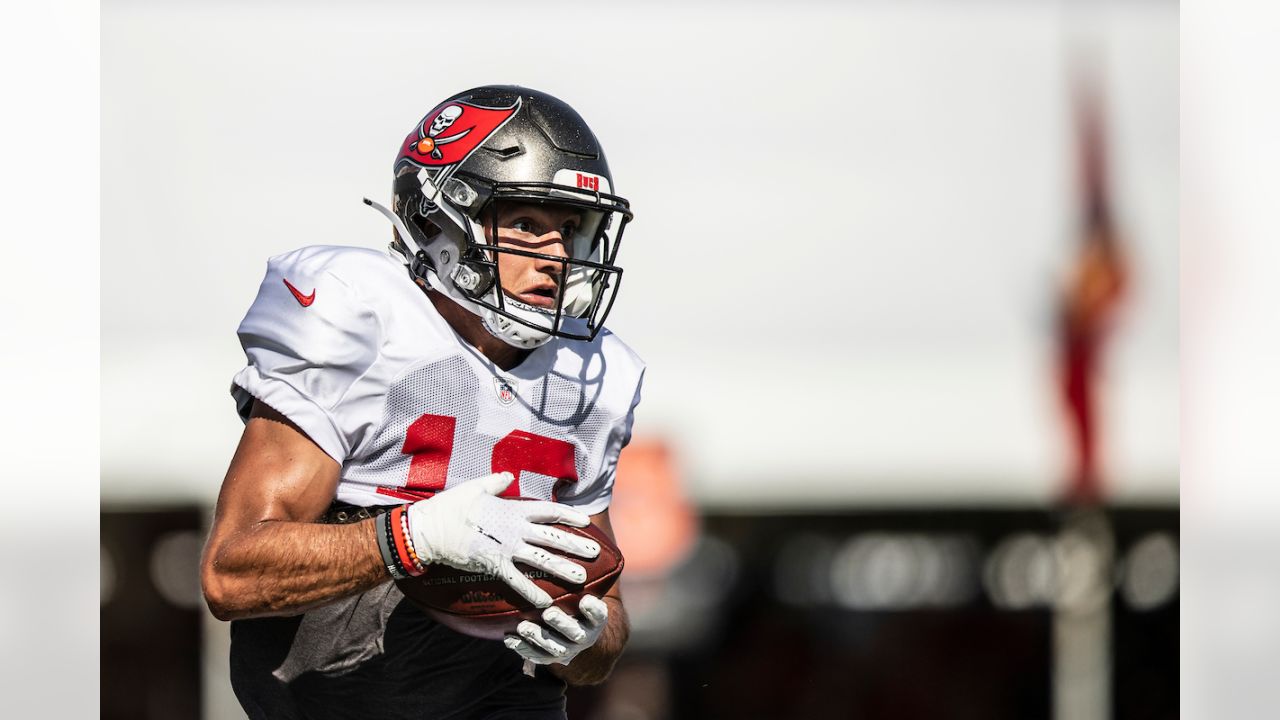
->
xmin=230 ymin=245 xmax=645 ymax=515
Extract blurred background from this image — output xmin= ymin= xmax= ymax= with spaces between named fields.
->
xmin=101 ymin=0 xmax=1176 ymax=718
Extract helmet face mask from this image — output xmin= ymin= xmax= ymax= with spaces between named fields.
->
xmin=374 ymin=86 xmax=633 ymax=349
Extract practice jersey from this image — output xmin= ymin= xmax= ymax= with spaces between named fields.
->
xmin=230 ymin=245 xmax=645 ymax=515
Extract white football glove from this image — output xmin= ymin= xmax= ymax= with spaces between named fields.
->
xmin=406 ymin=472 xmax=601 ymax=608
xmin=504 ymin=594 xmax=609 ymax=666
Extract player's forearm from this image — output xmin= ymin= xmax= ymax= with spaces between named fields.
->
xmin=550 ymin=596 xmax=630 ymax=686
xmin=202 ymin=518 xmax=388 ymax=621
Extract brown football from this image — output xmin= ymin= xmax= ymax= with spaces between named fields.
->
xmin=396 ymin=522 xmax=624 ymax=640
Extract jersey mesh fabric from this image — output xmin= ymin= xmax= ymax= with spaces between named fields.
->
xmin=528 ymin=371 xmax=616 ymax=504
xmin=344 ymin=356 xmax=480 ymax=498
xmin=341 ymin=355 xmax=619 ymax=507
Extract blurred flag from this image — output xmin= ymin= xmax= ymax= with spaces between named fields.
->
xmin=1057 ymin=79 xmax=1129 ymax=506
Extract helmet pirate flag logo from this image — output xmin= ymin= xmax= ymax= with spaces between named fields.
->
xmin=399 ymin=99 xmax=521 ymax=168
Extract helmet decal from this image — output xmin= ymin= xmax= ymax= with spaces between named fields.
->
xmin=399 ymin=99 xmax=521 ymax=168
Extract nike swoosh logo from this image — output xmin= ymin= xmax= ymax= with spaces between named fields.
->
xmin=282 ymin=278 xmax=315 ymax=307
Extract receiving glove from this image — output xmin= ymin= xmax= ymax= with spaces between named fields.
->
xmin=504 ymin=594 xmax=609 ymax=666
xmin=406 ymin=471 xmax=601 ymax=608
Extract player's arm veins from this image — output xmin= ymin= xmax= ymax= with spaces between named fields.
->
xmin=201 ymin=401 xmax=387 ymax=621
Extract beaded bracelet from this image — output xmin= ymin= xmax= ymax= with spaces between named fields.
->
xmin=376 ymin=508 xmax=411 ymax=580
xmin=389 ymin=505 xmax=425 ymax=576
xmin=397 ymin=507 xmax=427 ymax=573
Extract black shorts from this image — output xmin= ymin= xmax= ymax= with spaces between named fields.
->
xmin=228 ymin=582 xmax=567 ymax=720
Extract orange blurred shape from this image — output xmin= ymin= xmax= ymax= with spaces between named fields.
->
xmin=609 ymin=438 xmax=698 ymax=578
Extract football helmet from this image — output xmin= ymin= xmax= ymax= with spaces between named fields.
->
xmin=366 ymin=85 xmax=633 ymax=348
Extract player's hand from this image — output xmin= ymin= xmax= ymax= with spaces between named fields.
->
xmin=504 ymin=595 xmax=609 ymax=666
xmin=406 ymin=472 xmax=600 ymax=608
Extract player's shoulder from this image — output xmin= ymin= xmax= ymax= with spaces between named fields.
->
xmin=551 ymin=326 xmax=645 ymax=419
xmin=240 ymin=245 xmax=415 ymax=348
xmin=591 ymin=327 xmax=645 ymax=373
xmin=551 ymin=325 xmax=646 ymax=386
xmin=263 ymin=245 xmax=406 ymax=291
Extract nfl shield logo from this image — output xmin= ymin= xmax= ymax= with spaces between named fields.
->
xmin=492 ymin=377 xmax=517 ymax=406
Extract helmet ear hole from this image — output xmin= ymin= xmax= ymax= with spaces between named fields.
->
xmin=412 ymin=217 xmax=442 ymax=240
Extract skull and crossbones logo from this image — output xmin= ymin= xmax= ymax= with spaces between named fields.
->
xmin=416 ymin=105 xmax=470 ymax=160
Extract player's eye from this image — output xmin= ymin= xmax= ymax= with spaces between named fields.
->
xmin=510 ymin=219 xmax=534 ymax=234
xmin=560 ymin=221 xmax=578 ymax=238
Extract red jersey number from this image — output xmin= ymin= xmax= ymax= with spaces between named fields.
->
xmin=392 ymin=413 xmax=578 ymax=499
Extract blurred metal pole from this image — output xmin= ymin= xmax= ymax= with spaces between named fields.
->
xmin=1052 ymin=508 xmax=1114 ymax=720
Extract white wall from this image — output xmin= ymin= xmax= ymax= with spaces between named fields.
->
xmin=102 ymin=0 xmax=1177 ymax=507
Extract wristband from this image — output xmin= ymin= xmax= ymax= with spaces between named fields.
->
xmin=376 ymin=508 xmax=410 ymax=580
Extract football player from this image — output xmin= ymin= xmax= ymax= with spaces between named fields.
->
xmin=200 ymin=86 xmax=644 ymax=719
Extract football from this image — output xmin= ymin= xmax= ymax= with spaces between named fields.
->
xmin=396 ymin=522 xmax=624 ymax=640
